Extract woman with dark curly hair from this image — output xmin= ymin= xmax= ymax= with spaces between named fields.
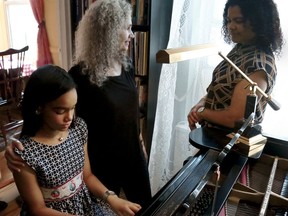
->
xmin=187 ymin=0 xmax=283 ymax=130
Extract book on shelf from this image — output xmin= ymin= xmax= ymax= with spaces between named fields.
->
xmin=136 ymin=0 xmax=145 ymax=25
xmin=135 ymin=77 xmax=148 ymax=109
xmin=133 ymin=31 xmax=148 ymax=76
xmin=226 ymin=132 xmax=267 ymax=145
xmin=233 ymin=138 xmax=267 ymax=157
xmin=131 ymin=0 xmax=137 ymax=24
xmin=134 ymin=0 xmax=149 ymax=25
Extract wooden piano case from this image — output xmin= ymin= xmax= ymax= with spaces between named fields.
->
xmin=225 ymin=154 xmax=288 ymax=215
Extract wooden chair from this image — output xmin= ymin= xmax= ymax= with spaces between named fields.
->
xmin=0 ymin=119 xmax=23 ymax=148
xmin=0 ymin=46 xmax=27 ymax=149
xmin=0 ymin=46 xmax=29 ymax=105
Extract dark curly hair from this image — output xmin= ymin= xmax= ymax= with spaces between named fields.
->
xmin=222 ymin=0 xmax=283 ymax=55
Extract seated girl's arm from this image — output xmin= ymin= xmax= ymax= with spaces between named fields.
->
xmin=5 ymin=139 xmax=25 ymax=172
xmin=82 ymin=143 xmax=142 ymax=216
xmin=13 ymin=161 xmax=75 ymax=216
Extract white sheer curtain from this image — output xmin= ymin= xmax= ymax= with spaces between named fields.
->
xmin=148 ymin=0 xmax=288 ymax=195
xmin=261 ymin=0 xmax=288 ymax=140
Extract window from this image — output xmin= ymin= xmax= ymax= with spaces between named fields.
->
xmin=0 ymin=0 xmax=37 ymax=73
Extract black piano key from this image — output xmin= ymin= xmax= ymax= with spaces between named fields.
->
xmin=270 ymin=206 xmax=288 ymax=216
xmin=280 ymin=173 xmax=288 ymax=198
xmin=188 ymin=186 xmax=214 ymax=216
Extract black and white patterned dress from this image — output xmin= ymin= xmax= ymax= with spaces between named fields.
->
xmin=16 ymin=117 xmax=117 ymax=216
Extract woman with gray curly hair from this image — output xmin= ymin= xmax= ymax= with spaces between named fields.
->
xmin=5 ymin=0 xmax=152 ymax=212
xmin=73 ymin=0 xmax=133 ymax=86
xmin=69 ymin=0 xmax=152 ymax=208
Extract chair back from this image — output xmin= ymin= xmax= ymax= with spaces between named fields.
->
xmin=0 ymin=46 xmax=29 ymax=105
xmin=0 ymin=119 xmax=23 ymax=148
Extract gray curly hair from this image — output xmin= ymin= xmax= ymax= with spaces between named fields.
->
xmin=73 ymin=0 xmax=132 ymax=86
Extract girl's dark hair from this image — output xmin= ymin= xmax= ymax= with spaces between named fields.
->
xmin=222 ymin=0 xmax=283 ymax=55
xmin=21 ymin=64 xmax=76 ymax=137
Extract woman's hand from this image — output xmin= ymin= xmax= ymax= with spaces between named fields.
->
xmin=4 ymin=138 xmax=25 ymax=172
xmin=107 ymin=196 xmax=141 ymax=216
xmin=187 ymin=97 xmax=206 ymax=130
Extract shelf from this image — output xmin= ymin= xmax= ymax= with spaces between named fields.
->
xmin=132 ymin=25 xmax=149 ymax=32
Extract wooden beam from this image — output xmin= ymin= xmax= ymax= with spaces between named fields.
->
xmin=156 ymin=43 xmax=218 ymax=64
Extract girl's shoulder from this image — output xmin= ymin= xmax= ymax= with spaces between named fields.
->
xmin=73 ymin=117 xmax=87 ymax=128
xmin=71 ymin=117 xmax=88 ymax=145
xmin=18 ymin=136 xmax=34 ymax=149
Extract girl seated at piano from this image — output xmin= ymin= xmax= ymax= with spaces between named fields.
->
xmin=9 ymin=65 xmax=141 ymax=216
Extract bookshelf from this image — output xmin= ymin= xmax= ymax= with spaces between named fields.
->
xmin=69 ymin=0 xmax=174 ymax=157
xmin=70 ymin=0 xmax=96 ymax=53
xmin=130 ymin=0 xmax=150 ymax=148
xmin=130 ymin=0 xmax=174 ymax=156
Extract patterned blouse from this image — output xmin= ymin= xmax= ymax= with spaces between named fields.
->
xmin=205 ymin=44 xmax=277 ymax=124
xmin=16 ymin=117 xmax=117 ymax=216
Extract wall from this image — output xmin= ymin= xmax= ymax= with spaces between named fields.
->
xmin=44 ymin=0 xmax=72 ymax=70
xmin=45 ymin=0 xmax=60 ymax=66
xmin=146 ymin=0 xmax=173 ymax=155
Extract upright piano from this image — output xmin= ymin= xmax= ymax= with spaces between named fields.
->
xmin=136 ymin=127 xmax=288 ymax=216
